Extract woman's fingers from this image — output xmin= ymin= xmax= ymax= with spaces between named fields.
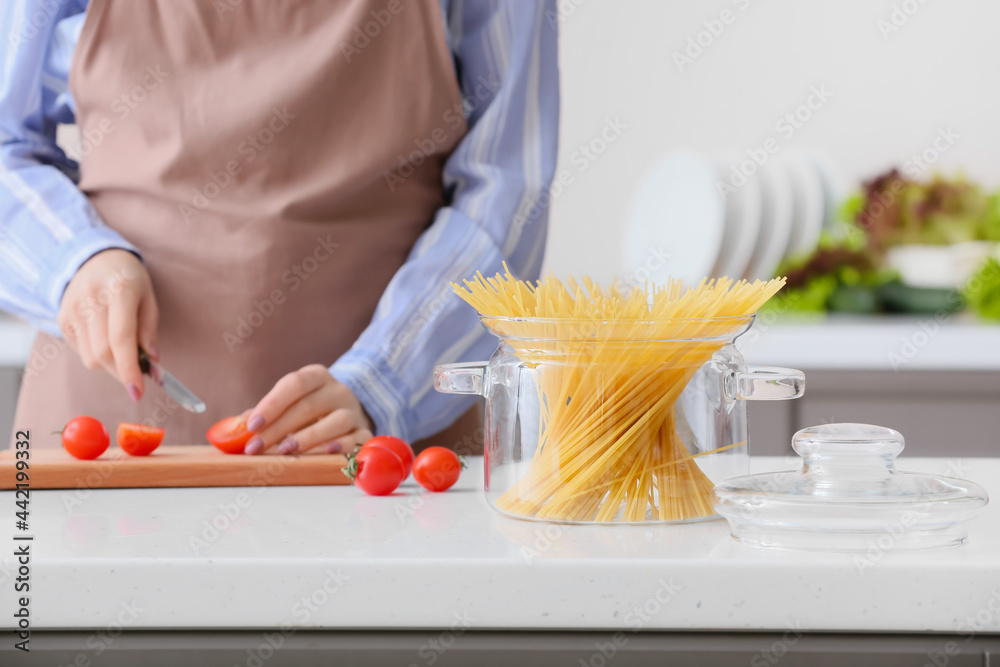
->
xmin=318 ymin=428 xmax=372 ymax=455
xmin=137 ymin=291 xmax=160 ymax=361
xmin=275 ymin=408 xmax=361 ymax=455
xmin=277 ymin=407 xmax=371 ymax=455
xmin=107 ymin=285 xmax=144 ymax=400
xmin=250 ymin=383 xmax=344 ymax=453
xmin=244 ymin=364 xmax=373 ymax=456
xmin=84 ymin=296 xmax=117 ymax=377
xmin=68 ymin=318 xmax=94 ymax=370
xmin=246 ymin=364 xmax=332 ymax=434
xmin=58 ymin=311 xmax=80 ymax=354
xmin=57 ymin=249 xmax=159 ymax=398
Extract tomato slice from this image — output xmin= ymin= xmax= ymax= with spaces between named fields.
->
xmin=61 ymin=416 xmax=110 ymax=460
xmin=117 ymin=423 xmax=165 ymax=456
xmin=206 ymin=415 xmax=253 ymax=455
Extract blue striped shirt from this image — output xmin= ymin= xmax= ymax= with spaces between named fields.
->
xmin=0 ymin=0 xmax=559 ymax=442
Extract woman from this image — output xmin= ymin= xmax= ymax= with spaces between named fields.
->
xmin=0 ymin=0 xmax=558 ymax=454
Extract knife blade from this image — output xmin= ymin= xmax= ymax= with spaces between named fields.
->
xmin=138 ymin=348 xmax=206 ymax=413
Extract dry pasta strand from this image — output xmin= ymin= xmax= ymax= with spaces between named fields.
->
xmin=452 ymin=266 xmax=785 ymax=522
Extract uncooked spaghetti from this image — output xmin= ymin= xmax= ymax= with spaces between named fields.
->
xmin=453 ymin=265 xmax=785 ymax=522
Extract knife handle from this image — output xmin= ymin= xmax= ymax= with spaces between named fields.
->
xmin=138 ymin=347 xmax=151 ymax=375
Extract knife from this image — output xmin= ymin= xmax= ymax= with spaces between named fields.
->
xmin=138 ymin=348 xmax=206 ymax=413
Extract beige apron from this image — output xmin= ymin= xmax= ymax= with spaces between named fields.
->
xmin=16 ymin=0 xmax=482 ymax=450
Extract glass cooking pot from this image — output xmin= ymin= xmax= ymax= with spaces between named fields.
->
xmin=434 ymin=314 xmax=804 ymax=524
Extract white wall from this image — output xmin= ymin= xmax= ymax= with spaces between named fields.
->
xmin=546 ymin=0 xmax=1000 ymax=282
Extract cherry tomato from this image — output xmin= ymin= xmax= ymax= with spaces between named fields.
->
xmin=412 ymin=447 xmax=464 ymax=492
xmin=361 ymin=436 xmax=414 ymax=478
xmin=206 ymin=415 xmax=253 ymax=455
xmin=61 ymin=416 xmax=110 ymax=460
xmin=117 ymin=423 xmax=165 ymax=456
xmin=343 ymin=446 xmax=404 ymax=496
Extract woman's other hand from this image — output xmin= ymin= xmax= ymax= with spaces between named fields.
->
xmin=243 ymin=364 xmax=373 ymax=455
xmin=57 ymin=249 xmax=159 ymax=401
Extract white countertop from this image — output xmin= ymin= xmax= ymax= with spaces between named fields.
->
xmin=2 ymin=456 xmax=997 ymax=633
xmin=2 ymin=315 xmax=998 ymax=371
xmin=737 ymin=314 xmax=1000 ymax=371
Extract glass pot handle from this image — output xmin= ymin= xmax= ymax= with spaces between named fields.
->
xmin=730 ymin=365 xmax=805 ymax=400
xmin=434 ymin=361 xmax=487 ymax=396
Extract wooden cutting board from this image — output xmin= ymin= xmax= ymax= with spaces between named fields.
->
xmin=0 ymin=445 xmax=350 ymax=489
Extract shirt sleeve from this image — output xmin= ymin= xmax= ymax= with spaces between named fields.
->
xmin=331 ymin=0 xmax=560 ymax=442
xmin=0 ymin=0 xmax=139 ymax=335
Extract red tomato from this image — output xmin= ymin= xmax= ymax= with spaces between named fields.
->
xmin=206 ymin=416 xmax=253 ymax=455
xmin=61 ymin=416 xmax=110 ymax=460
xmin=412 ymin=447 xmax=464 ymax=492
xmin=343 ymin=447 xmax=404 ymax=496
xmin=117 ymin=423 xmax=165 ymax=456
xmin=361 ymin=436 xmax=414 ymax=478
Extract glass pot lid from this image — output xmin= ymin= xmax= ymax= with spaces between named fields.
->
xmin=712 ymin=423 xmax=990 ymax=551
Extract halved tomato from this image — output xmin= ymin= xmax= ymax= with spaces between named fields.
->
xmin=117 ymin=423 xmax=165 ymax=456
xmin=206 ymin=415 xmax=253 ymax=454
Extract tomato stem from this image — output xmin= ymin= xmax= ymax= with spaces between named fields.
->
xmin=342 ymin=451 xmax=360 ymax=481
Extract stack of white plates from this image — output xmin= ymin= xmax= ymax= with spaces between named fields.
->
xmin=624 ymin=151 xmax=842 ymax=286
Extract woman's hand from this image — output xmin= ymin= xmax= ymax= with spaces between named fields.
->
xmin=243 ymin=364 xmax=373 ymax=455
xmin=57 ymin=249 xmax=159 ymax=401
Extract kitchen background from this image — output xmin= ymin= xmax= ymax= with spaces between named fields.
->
xmin=2 ymin=0 xmax=999 ymax=454
xmin=548 ymin=0 xmax=1000 ymax=280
